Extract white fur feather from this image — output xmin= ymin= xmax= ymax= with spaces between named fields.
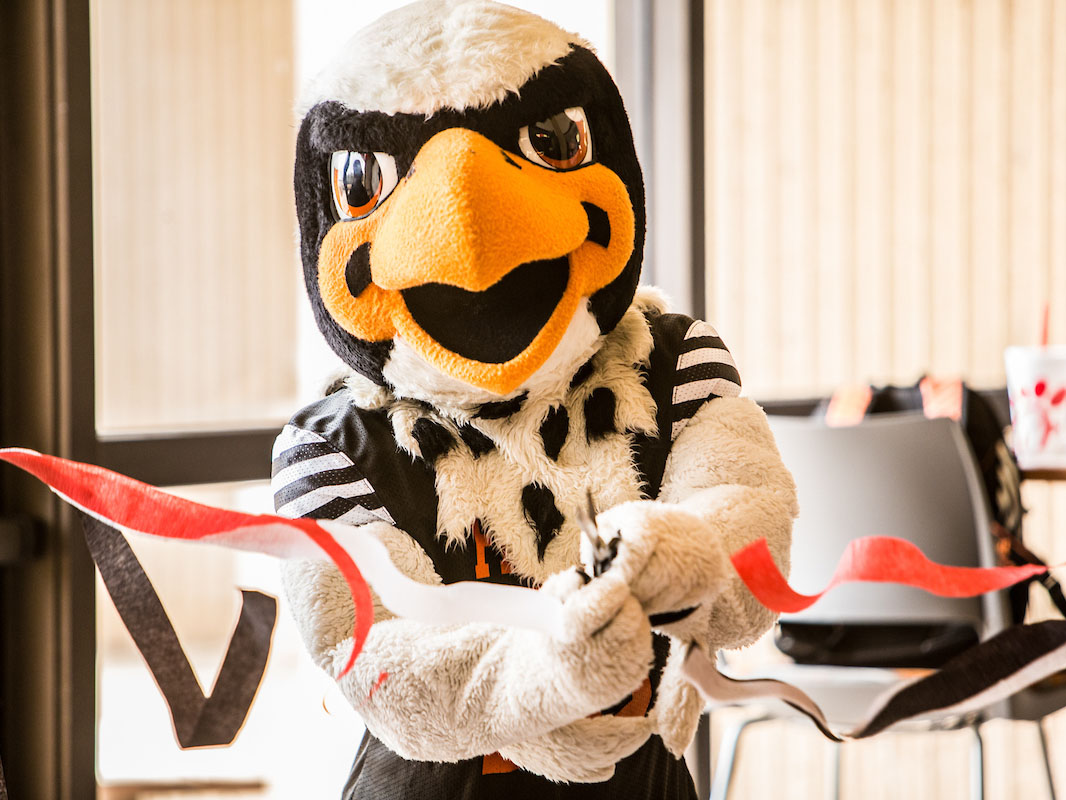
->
xmin=300 ymin=0 xmax=589 ymax=117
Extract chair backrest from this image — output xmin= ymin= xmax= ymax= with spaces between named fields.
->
xmin=767 ymin=412 xmax=1009 ymax=637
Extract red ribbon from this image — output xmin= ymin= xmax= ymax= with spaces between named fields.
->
xmin=731 ymin=536 xmax=1050 ymax=614
xmin=2 ymin=448 xmax=1055 ymax=653
xmin=0 ymin=448 xmax=371 ymax=677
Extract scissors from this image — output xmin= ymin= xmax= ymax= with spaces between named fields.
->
xmin=575 ymin=491 xmax=620 ymax=578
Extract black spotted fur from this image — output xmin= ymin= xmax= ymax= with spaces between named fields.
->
xmin=539 ymin=406 xmax=569 ymax=461
xmin=584 ymin=387 xmax=617 ymax=440
xmin=475 ymin=392 xmax=528 ymax=419
xmin=411 ymin=418 xmax=456 ymax=462
xmin=457 ymin=424 xmax=495 ymax=457
xmin=568 ymin=359 xmax=596 ymax=390
xmin=521 ymin=483 xmax=565 ymax=560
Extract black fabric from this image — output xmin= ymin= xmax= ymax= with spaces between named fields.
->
xmin=632 ymin=311 xmax=696 ymax=498
xmin=342 ymin=732 xmax=697 ymax=800
xmin=674 ymin=360 xmax=740 ymax=390
xmin=312 ymin=494 xmax=387 ymax=518
xmin=401 ymin=257 xmax=570 ymax=364
xmin=669 ymin=399 xmax=705 ymax=426
xmin=539 ymin=405 xmax=569 ymax=461
xmin=272 ymin=465 xmax=368 ymax=509
xmin=583 ymin=387 xmax=617 ymax=440
xmin=287 ymin=308 xmax=702 ymax=798
xmin=271 ymin=441 xmax=336 ymax=474
xmin=522 ymin=483 xmax=565 ymax=560
xmin=669 ymin=330 xmax=741 ymax=437
xmin=286 ymin=393 xmax=441 ymax=555
xmin=272 ymin=432 xmax=391 ymax=523
xmin=776 ymin=622 xmax=979 ymax=669
xmin=295 ymin=46 xmax=645 ymax=384
xmin=600 ymin=633 xmax=673 ymax=717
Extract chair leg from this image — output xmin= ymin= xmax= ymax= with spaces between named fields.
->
xmin=709 ymin=711 xmax=770 ymax=800
xmin=1037 ymin=720 xmax=1057 ymax=800
xmin=825 ymin=739 xmax=841 ymax=800
xmin=689 ymin=712 xmax=712 ymax=800
xmin=970 ymin=724 xmax=985 ymax=800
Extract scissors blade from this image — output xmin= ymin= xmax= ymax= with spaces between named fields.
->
xmin=575 ymin=490 xmax=602 ymax=549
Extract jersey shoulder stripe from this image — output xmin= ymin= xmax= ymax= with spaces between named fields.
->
xmin=670 ymin=320 xmax=741 ymax=441
xmin=272 ymin=422 xmax=395 ymax=525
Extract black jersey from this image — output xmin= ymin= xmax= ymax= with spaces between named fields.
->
xmin=272 ymin=311 xmax=741 ymax=799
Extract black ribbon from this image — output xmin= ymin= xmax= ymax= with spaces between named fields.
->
xmin=851 ymin=620 xmax=1066 ymax=738
xmin=81 ymin=513 xmax=277 ymax=748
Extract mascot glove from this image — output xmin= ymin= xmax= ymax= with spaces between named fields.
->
xmin=533 ymin=567 xmax=656 ymax=710
xmin=586 ymin=501 xmax=732 ymax=631
xmin=500 ymin=713 xmax=654 ymax=784
xmin=313 ymin=563 xmax=653 ymax=763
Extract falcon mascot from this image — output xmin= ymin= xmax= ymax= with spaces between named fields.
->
xmin=274 ymin=2 xmax=797 ymax=797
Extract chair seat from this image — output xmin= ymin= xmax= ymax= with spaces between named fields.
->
xmin=720 ymin=661 xmax=958 ymax=730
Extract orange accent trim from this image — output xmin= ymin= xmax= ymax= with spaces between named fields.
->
xmin=482 ymin=751 xmax=519 ymax=775
xmin=472 ymin=520 xmax=490 ymax=580
xmin=919 ymin=376 xmax=964 ymax=421
xmin=825 ymin=385 xmax=873 ymax=427
xmin=472 ymin=520 xmax=514 ymax=578
xmin=614 ymin=677 xmax=653 ymax=718
xmin=316 ymin=127 xmax=635 ymax=396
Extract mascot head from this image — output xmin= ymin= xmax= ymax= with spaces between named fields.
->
xmin=294 ymin=0 xmax=644 ymax=401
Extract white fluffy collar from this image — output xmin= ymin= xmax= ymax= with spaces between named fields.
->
xmin=341 ymin=287 xmax=669 ymax=419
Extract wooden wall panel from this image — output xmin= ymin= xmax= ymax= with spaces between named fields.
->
xmin=705 ymin=0 xmax=1066 ymax=397
xmin=704 ymin=2 xmax=1066 ymax=797
xmin=91 ymin=0 xmax=298 ymax=433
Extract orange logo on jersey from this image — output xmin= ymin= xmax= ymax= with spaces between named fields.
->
xmin=472 ymin=519 xmax=513 ymax=580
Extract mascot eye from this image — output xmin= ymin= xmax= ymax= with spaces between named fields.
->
xmin=518 ymin=107 xmax=592 ymax=170
xmin=329 ymin=151 xmax=398 ymax=221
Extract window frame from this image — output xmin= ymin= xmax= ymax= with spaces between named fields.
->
xmin=614 ymin=0 xmax=706 ymax=320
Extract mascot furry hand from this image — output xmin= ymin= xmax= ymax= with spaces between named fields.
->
xmin=276 ymin=1 xmax=796 ymax=796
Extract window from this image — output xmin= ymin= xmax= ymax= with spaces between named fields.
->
xmin=90 ymin=1 xmax=615 ymax=794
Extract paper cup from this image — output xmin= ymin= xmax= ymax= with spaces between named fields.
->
xmin=1004 ymin=346 xmax=1066 ymax=469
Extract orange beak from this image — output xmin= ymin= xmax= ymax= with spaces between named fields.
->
xmin=316 ymin=127 xmax=634 ymax=395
